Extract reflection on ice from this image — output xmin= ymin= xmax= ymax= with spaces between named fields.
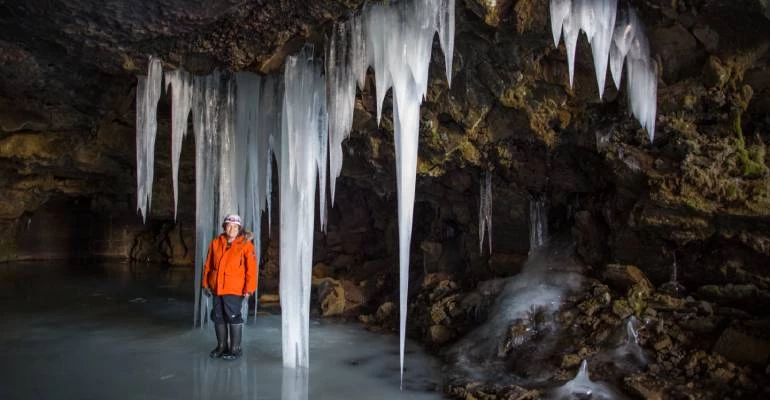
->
xmin=0 ymin=262 xmax=442 ymax=399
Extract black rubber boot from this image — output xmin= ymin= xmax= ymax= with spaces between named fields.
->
xmin=223 ymin=323 xmax=243 ymax=360
xmin=209 ymin=324 xmax=228 ymax=358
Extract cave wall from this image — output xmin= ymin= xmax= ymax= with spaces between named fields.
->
xmin=0 ymin=0 xmax=768 ymax=314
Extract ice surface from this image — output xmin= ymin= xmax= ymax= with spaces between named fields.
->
xmin=136 ymin=56 xmax=163 ymax=222
xmin=164 ymin=69 xmax=193 ymax=219
xmin=478 ymin=171 xmax=492 ymax=254
xmin=549 ymin=0 xmax=657 ymax=142
xmin=279 ymin=46 xmax=327 ymax=368
xmin=0 ymin=261 xmax=442 ymax=400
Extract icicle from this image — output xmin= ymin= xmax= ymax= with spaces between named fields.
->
xmin=279 ymin=45 xmax=326 ymax=368
xmin=550 ymin=0 xmax=571 ymax=47
xmin=191 ymin=71 xmax=231 ymax=328
xmin=529 ymin=197 xmax=548 ymax=252
xmin=588 ymin=0 xmax=617 ymax=99
xmin=362 ymin=0 xmax=455 ymax=388
xmin=164 ymin=69 xmax=193 ymax=220
xmin=326 ymin=20 xmax=358 ymax=206
xmin=136 ymin=56 xmax=163 ymax=222
xmin=260 ymin=74 xmax=284 ymax=237
xmin=478 ymin=171 xmax=492 ymax=254
xmin=438 ymin=0 xmax=456 ymax=86
xmin=235 ymin=72 xmax=263 ymax=249
xmin=549 ymin=0 xmax=657 ymax=141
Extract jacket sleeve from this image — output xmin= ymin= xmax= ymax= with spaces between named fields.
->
xmin=243 ymin=242 xmax=258 ymax=295
xmin=202 ymin=240 xmax=215 ymax=289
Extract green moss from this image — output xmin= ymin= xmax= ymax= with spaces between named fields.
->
xmin=733 ymin=114 xmax=768 ymax=178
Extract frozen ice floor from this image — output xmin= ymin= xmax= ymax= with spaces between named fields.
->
xmin=0 ymin=261 xmax=443 ymax=399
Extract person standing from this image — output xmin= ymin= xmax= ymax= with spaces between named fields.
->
xmin=202 ymin=214 xmax=258 ymax=360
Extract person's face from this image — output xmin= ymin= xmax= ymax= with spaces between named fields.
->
xmin=224 ymin=223 xmax=240 ymax=240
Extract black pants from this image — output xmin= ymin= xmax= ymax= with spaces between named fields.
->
xmin=210 ymin=295 xmax=244 ymax=324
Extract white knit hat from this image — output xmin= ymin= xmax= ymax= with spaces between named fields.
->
xmin=223 ymin=214 xmax=242 ymax=226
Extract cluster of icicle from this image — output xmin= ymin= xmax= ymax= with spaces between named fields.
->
xmin=135 ymin=0 xmax=455 ymax=384
xmin=137 ymin=61 xmax=283 ymax=329
xmin=550 ymin=0 xmax=657 ymax=142
xmin=478 ymin=171 xmax=492 ymax=254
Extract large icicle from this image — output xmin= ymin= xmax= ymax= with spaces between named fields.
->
xmin=136 ymin=56 xmax=163 ymax=222
xmin=164 ymin=69 xmax=193 ymax=220
xmin=478 ymin=171 xmax=492 ymax=254
xmin=364 ymin=0 xmax=453 ymax=388
xmin=279 ymin=45 xmax=326 ymax=369
xmin=550 ymin=0 xmax=657 ymax=142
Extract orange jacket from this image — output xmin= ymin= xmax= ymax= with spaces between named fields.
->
xmin=202 ymin=234 xmax=258 ymax=296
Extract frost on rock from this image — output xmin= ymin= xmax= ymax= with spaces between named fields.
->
xmin=136 ymin=56 xmax=163 ymax=222
xmin=279 ymin=45 xmax=327 ymax=369
xmin=550 ymin=0 xmax=657 ymax=142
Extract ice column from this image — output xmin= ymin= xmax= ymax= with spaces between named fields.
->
xmin=191 ymin=71 xmax=233 ymax=327
xmin=136 ymin=56 xmax=163 ymax=222
xmin=478 ymin=171 xmax=492 ymax=254
xmin=235 ymin=72 xmax=264 ymax=251
xmin=279 ymin=46 xmax=327 ymax=368
xmin=164 ymin=69 xmax=193 ymax=220
xmin=550 ymin=0 xmax=657 ymax=142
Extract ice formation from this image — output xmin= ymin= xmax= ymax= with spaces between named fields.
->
xmin=136 ymin=0 xmax=456 ymax=382
xmin=550 ymin=0 xmax=657 ymax=142
xmin=358 ymin=0 xmax=456 ymax=386
xmin=190 ymin=71 xmax=235 ymax=327
xmin=164 ymin=69 xmax=193 ymax=220
xmin=279 ymin=45 xmax=327 ymax=368
xmin=478 ymin=171 xmax=493 ymax=254
xmin=136 ymin=56 xmax=163 ymax=222
xmin=326 ymin=19 xmax=359 ymax=206
xmin=529 ymin=197 xmax=548 ymax=252
xmin=551 ymin=360 xmax=624 ymax=399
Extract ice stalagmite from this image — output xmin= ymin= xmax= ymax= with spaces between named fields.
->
xmin=478 ymin=171 xmax=492 ymax=254
xmin=363 ymin=0 xmax=454 ymax=387
xmin=136 ymin=56 xmax=163 ymax=222
xmin=164 ymin=70 xmax=193 ymax=220
xmin=549 ymin=0 xmax=657 ymax=142
xmin=279 ymin=46 xmax=326 ymax=368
